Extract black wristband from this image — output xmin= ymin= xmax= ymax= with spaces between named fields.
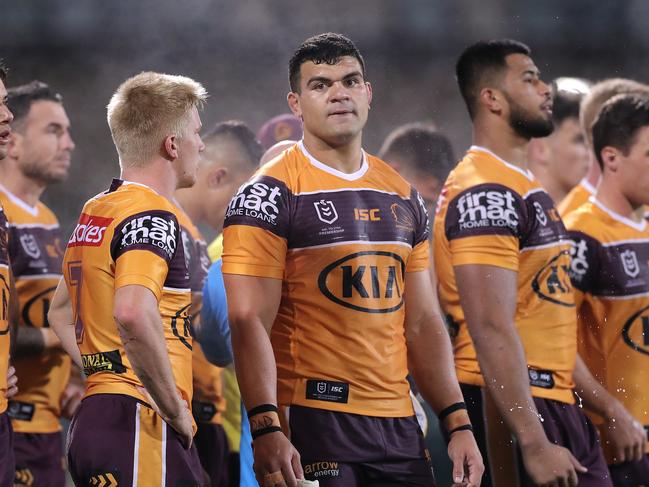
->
xmin=438 ymin=401 xmax=467 ymax=421
xmin=247 ymin=404 xmax=278 ymax=418
xmin=449 ymin=424 xmax=473 ymax=435
xmin=251 ymin=425 xmax=282 ymax=440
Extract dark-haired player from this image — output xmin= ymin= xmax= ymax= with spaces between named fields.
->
xmin=175 ymin=120 xmax=263 ymax=487
xmin=565 ymin=93 xmax=649 ymax=486
xmin=223 ymin=33 xmax=483 ymax=487
xmin=379 ymin=123 xmax=455 ymax=216
xmin=0 ymin=60 xmax=17 ymax=487
xmin=434 ymin=39 xmax=612 ymax=486
xmin=3 ymin=80 xmax=77 ymax=486
xmin=528 ymin=78 xmax=590 ymax=205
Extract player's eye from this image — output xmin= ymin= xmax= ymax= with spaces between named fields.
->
xmin=345 ymin=78 xmax=360 ymax=87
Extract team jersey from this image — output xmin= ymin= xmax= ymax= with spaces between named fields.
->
xmin=558 ymin=179 xmax=596 ymax=217
xmin=565 ymin=199 xmax=649 ymax=458
xmin=0 ymin=207 xmax=10 ymax=415
xmin=433 ymin=146 xmax=577 ymax=404
xmin=0 ymin=186 xmax=69 ymax=433
xmin=222 ymin=141 xmax=430 ymax=417
xmin=174 ymin=205 xmax=225 ymax=425
xmin=62 ymin=179 xmax=193 ymax=408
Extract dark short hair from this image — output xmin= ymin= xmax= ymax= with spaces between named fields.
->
xmin=0 ymin=61 xmax=7 ymax=82
xmin=7 ymin=81 xmax=63 ymax=125
xmin=379 ymin=123 xmax=456 ymax=182
xmin=456 ymin=39 xmax=531 ymax=119
xmin=203 ymin=120 xmax=263 ymax=168
xmin=289 ymin=33 xmax=365 ymax=92
xmin=592 ymin=93 xmax=649 ymax=168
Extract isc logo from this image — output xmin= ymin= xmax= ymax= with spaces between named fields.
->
xmin=318 ymin=251 xmax=405 ymax=313
xmin=354 ymin=208 xmax=381 ymax=221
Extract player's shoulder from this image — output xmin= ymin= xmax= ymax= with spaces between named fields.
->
xmin=447 ymin=146 xmax=531 ymax=196
xmin=364 ymin=154 xmax=413 ymax=198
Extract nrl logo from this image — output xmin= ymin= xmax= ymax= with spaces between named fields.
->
xmin=314 ymin=200 xmax=338 ymax=224
xmin=317 ymin=382 xmax=327 ymax=394
xmin=20 ymin=234 xmax=41 ymax=259
xmin=533 ymin=201 xmax=547 ymax=226
xmin=621 ymin=249 xmax=640 ymax=278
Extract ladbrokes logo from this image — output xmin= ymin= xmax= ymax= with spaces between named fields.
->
xmin=318 ymin=251 xmax=405 ymax=313
xmin=226 ymin=180 xmax=282 ymax=225
xmin=531 ymin=250 xmax=575 ymax=307
xmin=455 ymin=187 xmax=518 ymax=231
xmin=68 ymin=214 xmax=113 ymax=247
xmin=119 ymin=213 xmax=177 ymax=258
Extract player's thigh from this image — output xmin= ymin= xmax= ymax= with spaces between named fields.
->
xmin=14 ymin=431 xmax=65 ymax=487
xmin=0 ymin=412 xmax=14 ymax=487
xmin=608 ymin=454 xmax=649 ymax=487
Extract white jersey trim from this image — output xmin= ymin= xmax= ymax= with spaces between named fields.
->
xmin=0 ymin=182 xmax=40 ymax=217
xmin=16 ymin=273 xmax=62 ymax=280
xmin=470 ymin=146 xmax=535 ymax=181
xmin=591 ymin=197 xmax=647 ymax=232
xmin=133 ymin=403 xmax=141 ymax=484
xmin=294 ymin=187 xmax=401 ymax=197
xmin=9 ymin=222 xmax=59 ymax=230
xmin=161 ymin=422 xmax=167 ymax=487
xmin=289 ymin=239 xmax=413 ymax=252
xmin=298 ymin=140 xmax=369 ymax=181
xmin=600 ymin=237 xmax=649 ymax=247
xmin=596 ymin=290 xmax=649 ymax=301
xmin=520 ymin=239 xmax=571 ymax=252
xmin=163 ymin=286 xmax=191 ymax=293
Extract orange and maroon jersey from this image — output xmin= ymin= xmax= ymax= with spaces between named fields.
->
xmin=0 ymin=206 xmax=10 ymax=415
xmin=0 ymin=186 xmax=70 ymax=432
xmin=565 ymin=200 xmax=649 ymax=457
xmin=222 ymin=142 xmax=429 ymax=417
xmin=558 ymin=179 xmax=596 ymax=218
xmin=62 ymin=179 xmax=193 ymax=407
xmin=174 ymin=205 xmax=225 ymax=425
xmin=433 ymin=146 xmax=577 ymax=404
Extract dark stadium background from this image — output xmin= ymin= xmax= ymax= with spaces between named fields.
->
xmin=2 ymin=1 xmax=647 ymax=485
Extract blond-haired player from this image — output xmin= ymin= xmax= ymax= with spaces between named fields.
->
xmin=558 ymin=78 xmax=649 ymax=217
xmin=48 ymin=72 xmax=206 ymax=485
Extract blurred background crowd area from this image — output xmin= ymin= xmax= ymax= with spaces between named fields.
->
xmin=2 ymin=0 xmax=649 ymax=239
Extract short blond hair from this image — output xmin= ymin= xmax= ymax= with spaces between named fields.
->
xmin=580 ymin=78 xmax=649 ymax=149
xmin=107 ymin=72 xmax=207 ymax=167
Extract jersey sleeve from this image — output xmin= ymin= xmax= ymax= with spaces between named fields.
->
xmin=444 ymin=183 xmax=525 ymax=271
xmin=406 ymin=188 xmax=430 ymax=273
xmin=110 ymin=209 xmax=181 ymax=300
xmin=567 ymin=230 xmax=600 ymax=298
xmin=222 ymin=175 xmax=290 ymax=279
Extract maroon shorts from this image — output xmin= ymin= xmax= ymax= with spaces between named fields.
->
xmin=516 ymin=397 xmax=612 ymax=487
xmin=0 ymin=412 xmax=14 ymax=487
xmin=608 ymin=453 xmax=649 ymax=486
xmin=289 ymin=405 xmax=436 ymax=486
xmin=194 ymin=421 xmax=229 ymax=487
xmin=67 ymin=394 xmax=204 ymax=486
xmin=13 ymin=431 xmax=65 ymax=487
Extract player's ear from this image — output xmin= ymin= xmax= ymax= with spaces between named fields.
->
xmin=163 ymin=134 xmax=179 ymax=160
xmin=600 ymin=146 xmax=619 ymax=173
xmin=480 ymin=87 xmax=503 ymax=114
xmin=287 ymin=92 xmax=302 ymax=119
xmin=207 ymin=167 xmax=227 ymax=188
xmin=366 ymin=81 xmax=373 ymax=107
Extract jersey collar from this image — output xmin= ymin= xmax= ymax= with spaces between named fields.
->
xmin=298 ymin=140 xmax=369 ymax=181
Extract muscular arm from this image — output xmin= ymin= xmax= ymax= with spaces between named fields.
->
xmin=113 ymin=285 xmax=185 ymax=421
xmin=223 ymin=273 xmax=282 ymax=410
xmin=47 ymin=278 xmax=82 ymax=368
xmin=454 ymin=264 xmax=546 ymax=446
xmin=405 ymin=269 xmax=464 ymax=412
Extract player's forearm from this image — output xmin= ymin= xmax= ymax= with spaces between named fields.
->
xmin=407 ymin=311 xmax=464 ymax=412
xmin=13 ymin=327 xmax=62 ymax=357
xmin=573 ymin=354 xmax=624 ymax=420
xmin=118 ymin=311 xmax=183 ymax=420
xmin=50 ymin=322 xmax=82 ymax=368
xmin=472 ymin=324 xmax=546 ymax=447
xmin=230 ymin=314 xmax=277 ymax=410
